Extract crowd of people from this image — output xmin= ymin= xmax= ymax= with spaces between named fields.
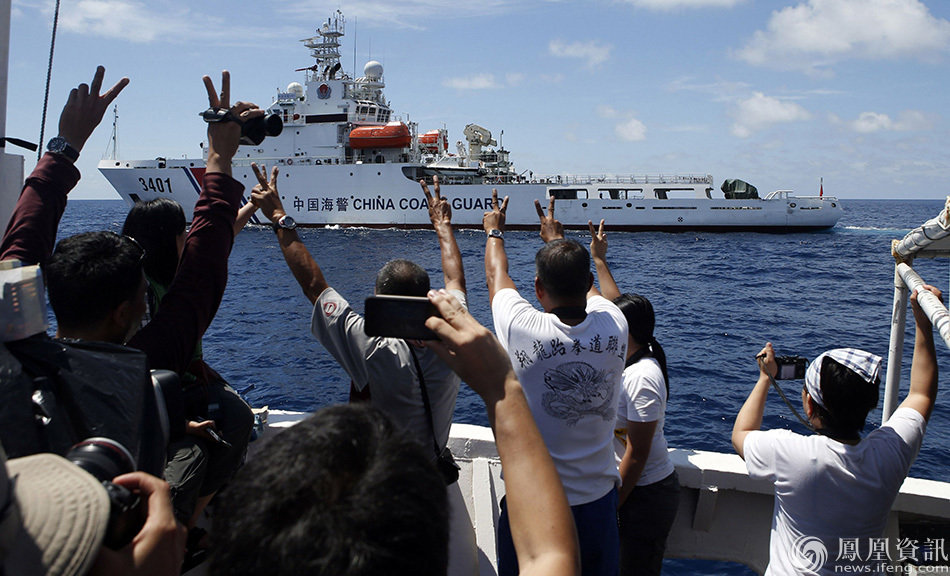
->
xmin=0 ymin=65 xmax=942 ymax=576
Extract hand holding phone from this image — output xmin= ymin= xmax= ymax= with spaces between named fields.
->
xmin=364 ymin=295 xmax=440 ymax=340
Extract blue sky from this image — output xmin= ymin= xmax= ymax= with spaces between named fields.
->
xmin=6 ymin=0 xmax=950 ymax=199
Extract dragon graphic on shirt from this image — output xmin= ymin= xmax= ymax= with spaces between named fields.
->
xmin=541 ymin=361 xmax=615 ymax=426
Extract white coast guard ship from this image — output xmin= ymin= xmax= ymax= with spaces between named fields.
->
xmin=98 ymin=12 xmax=843 ymax=232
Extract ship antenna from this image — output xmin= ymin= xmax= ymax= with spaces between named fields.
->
xmin=352 ymin=15 xmax=357 ymax=76
xmin=107 ymin=105 xmax=119 ymax=160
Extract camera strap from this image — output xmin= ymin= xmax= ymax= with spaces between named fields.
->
xmin=407 ymin=344 xmax=441 ymax=459
xmin=758 ymin=356 xmax=815 ymax=432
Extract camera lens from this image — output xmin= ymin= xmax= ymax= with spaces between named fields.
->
xmin=67 ymin=438 xmax=143 ymax=550
xmin=240 ymin=113 xmax=283 ymax=145
xmin=66 ymin=438 xmax=136 ymax=483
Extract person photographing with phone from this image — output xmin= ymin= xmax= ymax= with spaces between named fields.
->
xmin=732 ymin=285 xmax=942 ymax=574
xmin=250 ymin=170 xmax=476 ymax=569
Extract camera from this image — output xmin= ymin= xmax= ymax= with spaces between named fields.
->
xmin=774 ymin=356 xmax=808 ymax=380
xmin=67 ymin=438 xmax=146 ymax=550
xmin=200 ymin=107 xmax=283 ymax=146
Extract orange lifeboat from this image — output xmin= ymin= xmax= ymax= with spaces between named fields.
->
xmin=419 ymin=129 xmax=447 ymax=152
xmin=349 ymin=122 xmax=411 ymax=149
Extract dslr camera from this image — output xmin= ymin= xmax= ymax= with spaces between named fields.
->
xmin=774 ymin=356 xmax=808 ymax=380
xmin=67 ymin=438 xmax=146 ymax=549
xmin=200 ymin=107 xmax=283 ymax=146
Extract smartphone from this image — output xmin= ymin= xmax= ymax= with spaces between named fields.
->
xmin=774 ymin=356 xmax=808 ymax=380
xmin=364 ymin=295 xmax=440 ymax=340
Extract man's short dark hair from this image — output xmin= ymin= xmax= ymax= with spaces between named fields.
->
xmin=535 ymin=239 xmax=591 ymax=300
xmin=208 ymin=404 xmax=449 ymax=576
xmin=815 ymin=356 xmax=880 ymax=438
xmin=375 ymin=259 xmax=430 ymax=297
xmin=45 ymin=231 xmax=144 ymax=332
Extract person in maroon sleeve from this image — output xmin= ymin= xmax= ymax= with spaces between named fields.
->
xmin=1 ymin=66 xmax=259 ymax=376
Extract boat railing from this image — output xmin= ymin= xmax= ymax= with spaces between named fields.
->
xmin=516 ymin=173 xmax=714 ymax=186
xmin=884 ymin=196 xmax=950 ymax=421
xmin=763 ymin=190 xmax=839 ymax=201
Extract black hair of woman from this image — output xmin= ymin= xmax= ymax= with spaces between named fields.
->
xmin=122 ymin=198 xmax=186 ymax=287
xmin=614 ymin=293 xmax=669 ymax=396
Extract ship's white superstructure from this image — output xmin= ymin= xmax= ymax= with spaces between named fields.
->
xmin=99 ymin=12 xmax=843 ymax=232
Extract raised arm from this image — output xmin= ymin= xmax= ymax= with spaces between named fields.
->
xmin=421 ymin=176 xmax=465 ymax=293
xmin=129 ymin=71 xmax=253 ymax=373
xmin=589 ymin=219 xmax=618 ymax=300
xmin=251 ymin=163 xmax=329 ymax=304
xmin=900 ymin=285 xmax=941 ymax=421
xmin=536 ymin=197 xmax=564 ymax=243
xmin=202 ymin=72 xmax=262 ymax=178
xmin=232 ymin=201 xmax=260 ymax=235
xmin=484 ymin=189 xmax=516 ymax=303
xmin=732 ymin=342 xmax=777 ymax=459
xmin=1 ymin=66 xmax=128 ymax=264
xmin=425 ymin=290 xmax=580 ymax=576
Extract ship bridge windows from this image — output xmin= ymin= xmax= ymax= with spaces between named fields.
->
xmin=598 ymin=188 xmax=643 ymax=200
xmin=550 ymin=188 xmax=589 ymax=200
xmin=655 ymin=188 xmax=703 ymax=200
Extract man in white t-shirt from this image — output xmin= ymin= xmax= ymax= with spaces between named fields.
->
xmin=732 ymin=285 xmax=942 ymax=576
xmin=483 ymin=193 xmax=627 ymax=576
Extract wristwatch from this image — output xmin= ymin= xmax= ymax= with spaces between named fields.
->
xmin=46 ymin=136 xmax=80 ymax=163
xmin=272 ymin=214 xmax=297 ymax=232
xmin=486 ymin=229 xmax=504 ymax=240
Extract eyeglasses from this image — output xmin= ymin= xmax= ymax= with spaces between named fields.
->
xmin=107 ymin=231 xmax=146 ymax=263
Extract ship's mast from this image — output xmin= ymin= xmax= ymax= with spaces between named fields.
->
xmin=302 ymin=10 xmax=346 ymax=83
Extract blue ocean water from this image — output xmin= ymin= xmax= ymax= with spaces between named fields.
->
xmin=59 ymin=198 xmax=950 ymax=574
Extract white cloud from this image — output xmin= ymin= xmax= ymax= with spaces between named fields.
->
xmin=615 ymin=118 xmax=647 ymax=141
xmin=442 ymin=74 xmax=500 ymax=90
xmin=621 ymin=0 xmax=746 ymax=10
xmin=850 ymin=110 xmax=930 ymax=133
xmin=737 ymin=0 xmax=950 ymax=75
xmin=597 ymin=105 xmax=620 ymax=119
xmin=505 ymin=73 xmax=525 ymax=86
xmin=273 ymin=0 xmax=512 ymax=29
xmin=51 ymin=0 xmax=280 ymax=44
xmin=548 ymin=39 xmax=612 ymax=68
xmin=731 ymin=92 xmax=810 ymax=138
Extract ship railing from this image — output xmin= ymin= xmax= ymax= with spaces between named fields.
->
xmin=763 ymin=190 xmax=840 ymax=201
xmin=520 ymin=174 xmax=713 ymax=186
xmin=231 ymin=156 xmax=344 ymax=167
xmin=884 ymin=195 xmax=950 ymax=422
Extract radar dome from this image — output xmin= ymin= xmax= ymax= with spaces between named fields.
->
xmin=363 ymin=61 xmax=384 ymax=80
xmin=287 ymin=82 xmax=304 ymax=98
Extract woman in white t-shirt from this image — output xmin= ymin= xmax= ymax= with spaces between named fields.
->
xmin=612 ymin=294 xmax=680 ymax=576
xmin=588 ymin=220 xmax=679 ymax=576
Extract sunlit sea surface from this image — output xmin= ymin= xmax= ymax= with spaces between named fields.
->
xmin=59 ymin=198 xmax=950 ymax=575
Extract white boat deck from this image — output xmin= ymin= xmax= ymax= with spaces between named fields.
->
xmin=256 ymin=413 xmax=950 ymax=575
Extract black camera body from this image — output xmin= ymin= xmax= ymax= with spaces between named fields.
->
xmin=774 ymin=356 xmax=808 ymax=380
xmin=200 ymin=107 xmax=283 ymax=146
xmin=67 ymin=438 xmax=146 ymax=550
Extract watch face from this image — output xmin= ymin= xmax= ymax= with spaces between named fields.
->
xmin=48 ymin=137 xmax=67 ymax=153
xmin=280 ymin=215 xmax=297 ymax=229
xmin=47 ymin=136 xmax=78 ymax=161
